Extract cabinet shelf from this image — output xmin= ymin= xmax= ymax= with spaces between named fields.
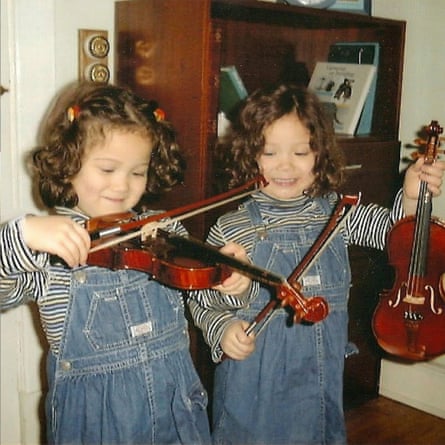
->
xmin=116 ymin=1 xmax=405 ymax=231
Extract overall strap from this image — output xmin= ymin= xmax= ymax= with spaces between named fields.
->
xmin=242 ymin=199 xmax=268 ymax=240
xmin=317 ymin=193 xmax=337 ymax=215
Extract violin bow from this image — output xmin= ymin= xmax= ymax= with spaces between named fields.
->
xmin=287 ymin=193 xmax=360 ymax=285
xmin=89 ymin=176 xmax=267 ymax=253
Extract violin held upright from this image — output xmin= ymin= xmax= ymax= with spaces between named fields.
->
xmin=372 ymin=120 xmax=445 ymax=361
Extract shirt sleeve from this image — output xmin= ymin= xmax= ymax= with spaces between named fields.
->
xmin=186 ymin=219 xmax=260 ymax=362
xmin=0 ymin=217 xmax=49 ymax=310
xmin=345 ymin=189 xmax=404 ymax=249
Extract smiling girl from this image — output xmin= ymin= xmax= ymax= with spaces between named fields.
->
xmin=189 ymin=83 xmax=445 ymax=445
xmin=0 ymin=82 xmax=211 ymax=445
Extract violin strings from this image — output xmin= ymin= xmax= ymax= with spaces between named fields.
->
xmin=408 ymin=180 xmax=431 ymax=296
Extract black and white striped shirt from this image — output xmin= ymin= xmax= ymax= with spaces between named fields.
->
xmin=188 ymin=190 xmax=405 ymax=362
xmin=0 ymin=207 xmax=186 ymax=354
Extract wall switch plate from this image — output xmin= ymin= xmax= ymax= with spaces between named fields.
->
xmin=78 ymin=29 xmax=110 ymax=83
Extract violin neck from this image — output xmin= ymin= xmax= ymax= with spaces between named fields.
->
xmin=407 ymin=119 xmax=441 ymax=285
xmin=410 ymin=180 xmax=432 ymax=279
xmin=161 ymin=231 xmax=285 ymax=288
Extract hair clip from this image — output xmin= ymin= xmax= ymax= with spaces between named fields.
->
xmin=153 ymin=107 xmax=165 ymax=122
xmin=67 ymin=105 xmax=81 ymax=123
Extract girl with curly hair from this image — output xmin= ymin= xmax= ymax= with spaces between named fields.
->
xmin=189 ymin=83 xmax=444 ymax=445
xmin=0 ymin=82 xmax=211 ymax=445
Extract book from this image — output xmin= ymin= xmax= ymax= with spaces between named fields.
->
xmin=308 ymin=61 xmax=376 ymax=135
xmin=328 ymin=42 xmax=380 ymax=135
xmin=219 ymin=65 xmax=248 ymax=117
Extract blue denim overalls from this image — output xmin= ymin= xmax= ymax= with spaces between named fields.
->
xmin=45 ymin=267 xmax=210 ymax=445
xmin=212 ymin=197 xmax=351 ymax=445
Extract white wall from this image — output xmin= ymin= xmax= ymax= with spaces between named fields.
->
xmin=1 ymin=1 xmax=444 ymax=444
xmin=1 ymin=1 xmax=116 ymax=443
xmin=373 ymin=0 xmax=445 ymax=419
xmin=373 ymin=0 xmax=445 ymax=219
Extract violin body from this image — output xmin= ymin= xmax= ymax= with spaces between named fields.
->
xmin=88 ymin=236 xmax=232 ymax=290
xmin=372 ymin=212 xmax=445 ymax=360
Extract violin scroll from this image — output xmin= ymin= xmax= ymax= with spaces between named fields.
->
xmin=278 ymin=284 xmax=329 ymax=324
xmin=403 ymin=120 xmax=444 ymax=162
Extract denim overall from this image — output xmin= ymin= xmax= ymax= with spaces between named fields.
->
xmin=45 ymin=267 xmax=210 ymax=445
xmin=212 ymin=197 xmax=351 ymax=445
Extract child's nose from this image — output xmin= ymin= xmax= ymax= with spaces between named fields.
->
xmin=112 ymin=175 xmax=130 ymax=191
xmin=277 ymin=153 xmax=294 ymax=168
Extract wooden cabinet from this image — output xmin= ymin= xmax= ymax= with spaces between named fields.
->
xmin=116 ymin=0 xmax=405 ymax=407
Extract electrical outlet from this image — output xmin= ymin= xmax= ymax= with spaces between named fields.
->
xmin=78 ymin=29 xmax=110 ymax=83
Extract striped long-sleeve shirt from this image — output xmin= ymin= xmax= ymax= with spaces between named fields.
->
xmin=188 ymin=190 xmax=405 ymax=362
xmin=0 ymin=207 xmax=187 ymax=354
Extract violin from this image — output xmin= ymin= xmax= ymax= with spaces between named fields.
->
xmin=88 ymin=227 xmax=328 ymax=324
xmin=86 ymin=181 xmax=357 ymax=327
xmin=85 ymin=177 xmax=341 ymax=325
xmin=372 ymin=120 xmax=445 ymax=361
xmin=88 ymin=232 xmax=233 ymax=290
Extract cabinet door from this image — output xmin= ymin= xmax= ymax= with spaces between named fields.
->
xmin=340 ymin=139 xmax=401 ymax=406
xmin=340 ymin=139 xmax=402 ymax=206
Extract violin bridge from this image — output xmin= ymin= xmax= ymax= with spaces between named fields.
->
xmin=402 ymin=294 xmax=425 ymax=305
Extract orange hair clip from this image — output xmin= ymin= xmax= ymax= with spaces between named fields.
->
xmin=153 ymin=108 xmax=165 ymax=122
xmin=67 ymin=105 xmax=81 ymax=123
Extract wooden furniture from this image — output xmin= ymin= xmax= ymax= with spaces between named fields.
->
xmin=116 ymin=0 xmax=406 ymax=407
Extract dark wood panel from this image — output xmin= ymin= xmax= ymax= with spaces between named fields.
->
xmin=344 ymin=247 xmax=393 ymax=407
xmin=341 ymin=139 xmax=402 ymax=206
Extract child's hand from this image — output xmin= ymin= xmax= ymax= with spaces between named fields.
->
xmin=23 ymin=215 xmax=91 ymax=268
xmin=213 ymin=242 xmax=252 ymax=296
xmin=221 ymin=320 xmax=255 ymax=360
xmin=403 ymin=157 xmax=445 ymax=215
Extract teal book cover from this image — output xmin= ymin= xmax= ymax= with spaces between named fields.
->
xmin=219 ymin=66 xmax=248 ymax=117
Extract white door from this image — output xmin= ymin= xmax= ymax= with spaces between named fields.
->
xmin=1 ymin=1 xmax=50 ymax=443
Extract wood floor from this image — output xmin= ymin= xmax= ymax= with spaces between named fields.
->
xmin=345 ymin=396 xmax=445 ymax=445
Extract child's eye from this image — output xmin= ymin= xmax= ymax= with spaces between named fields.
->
xmin=133 ymin=171 xmax=147 ymax=177
xmin=100 ymin=168 xmax=114 ymax=174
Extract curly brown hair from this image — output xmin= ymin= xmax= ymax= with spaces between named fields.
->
xmin=216 ymin=83 xmax=345 ymax=197
xmin=30 ymin=81 xmax=185 ymax=209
